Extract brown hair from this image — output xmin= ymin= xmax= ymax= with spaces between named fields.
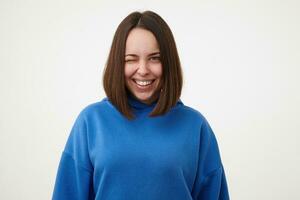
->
xmin=102 ymin=10 xmax=183 ymax=120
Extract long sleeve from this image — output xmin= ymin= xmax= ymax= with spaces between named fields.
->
xmin=52 ymin=110 xmax=94 ymax=200
xmin=191 ymin=118 xmax=230 ymax=200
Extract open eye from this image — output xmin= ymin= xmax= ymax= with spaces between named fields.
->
xmin=150 ymin=56 xmax=160 ymax=61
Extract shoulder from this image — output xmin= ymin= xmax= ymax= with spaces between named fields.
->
xmin=74 ymin=97 xmax=112 ymax=122
xmin=174 ymin=100 xmax=208 ymax=126
xmin=81 ymin=97 xmax=108 ymax=113
xmin=179 ymin=103 xmax=219 ymax=149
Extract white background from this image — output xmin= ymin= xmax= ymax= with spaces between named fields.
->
xmin=1 ymin=0 xmax=299 ymax=199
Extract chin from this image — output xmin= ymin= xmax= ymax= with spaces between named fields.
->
xmin=126 ymin=79 xmax=160 ymax=103
xmin=133 ymin=92 xmax=154 ymax=102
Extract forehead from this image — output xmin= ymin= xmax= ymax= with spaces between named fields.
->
xmin=125 ymin=28 xmax=160 ymax=54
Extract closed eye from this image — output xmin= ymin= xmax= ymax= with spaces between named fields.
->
xmin=125 ymin=59 xmax=137 ymax=62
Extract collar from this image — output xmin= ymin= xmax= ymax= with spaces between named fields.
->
xmin=127 ymin=93 xmax=158 ymax=112
xmin=127 ymin=93 xmax=183 ymax=113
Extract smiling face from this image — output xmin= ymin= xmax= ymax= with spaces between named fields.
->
xmin=124 ymin=28 xmax=163 ymax=104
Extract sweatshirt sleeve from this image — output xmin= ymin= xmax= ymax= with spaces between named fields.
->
xmin=192 ymin=117 xmax=230 ymax=200
xmin=52 ymin=109 xmax=95 ymax=200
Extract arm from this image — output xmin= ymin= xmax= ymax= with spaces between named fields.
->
xmin=192 ymin=118 xmax=230 ymax=200
xmin=52 ymin=110 xmax=94 ymax=200
xmin=197 ymin=165 xmax=229 ymax=200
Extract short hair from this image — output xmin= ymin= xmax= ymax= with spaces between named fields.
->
xmin=102 ymin=10 xmax=183 ymax=120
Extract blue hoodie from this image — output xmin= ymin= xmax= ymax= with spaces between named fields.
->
xmin=52 ymin=95 xmax=230 ymax=200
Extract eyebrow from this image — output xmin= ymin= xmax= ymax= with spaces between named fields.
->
xmin=125 ymin=52 xmax=160 ymax=57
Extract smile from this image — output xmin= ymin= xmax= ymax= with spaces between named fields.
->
xmin=133 ymin=79 xmax=155 ymax=86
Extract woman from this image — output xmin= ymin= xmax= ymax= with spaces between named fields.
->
xmin=52 ymin=10 xmax=230 ymax=200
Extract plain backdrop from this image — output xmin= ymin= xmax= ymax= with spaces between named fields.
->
xmin=1 ymin=0 xmax=299 ymax=199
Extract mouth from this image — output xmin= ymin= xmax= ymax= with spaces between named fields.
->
xmin=133 ymin=79 xmax=155 ymax=86
xmin=132 ymin=79 xmax=155 ymax=90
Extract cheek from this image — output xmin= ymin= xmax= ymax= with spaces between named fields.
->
xmin=153 ymin=64 xmax=163 ymax=78
xmin=124 ymin=64 xmax=134 ymax=79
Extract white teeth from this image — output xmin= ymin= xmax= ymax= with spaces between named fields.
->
xmin=134 ymin=80 xmax=153 ymax=86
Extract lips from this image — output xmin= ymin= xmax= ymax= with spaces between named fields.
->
xmin=133 ymin=79 xmax=154 ymax=86
xmin=132 ymin=79 xmax=155 ymax=91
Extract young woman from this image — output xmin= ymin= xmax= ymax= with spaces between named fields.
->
xmin=52 ymin=10 xmax=230 ymax=200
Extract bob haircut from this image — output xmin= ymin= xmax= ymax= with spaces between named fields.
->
xmin=103 ymin=10 xmax=183 ymax=120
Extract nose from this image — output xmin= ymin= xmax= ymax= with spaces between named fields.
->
xmin=136 ymin=60 xmax=149 ymax=76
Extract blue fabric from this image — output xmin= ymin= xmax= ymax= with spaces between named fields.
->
xmin=52 ymin=96 xmax=230 ymax=200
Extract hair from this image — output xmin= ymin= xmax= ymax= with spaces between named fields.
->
xmin=102 ymin=10 xmax=183 ymax=120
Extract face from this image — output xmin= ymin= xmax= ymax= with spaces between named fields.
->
xmin=124 ymin=28 xmax=163 ymax=104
